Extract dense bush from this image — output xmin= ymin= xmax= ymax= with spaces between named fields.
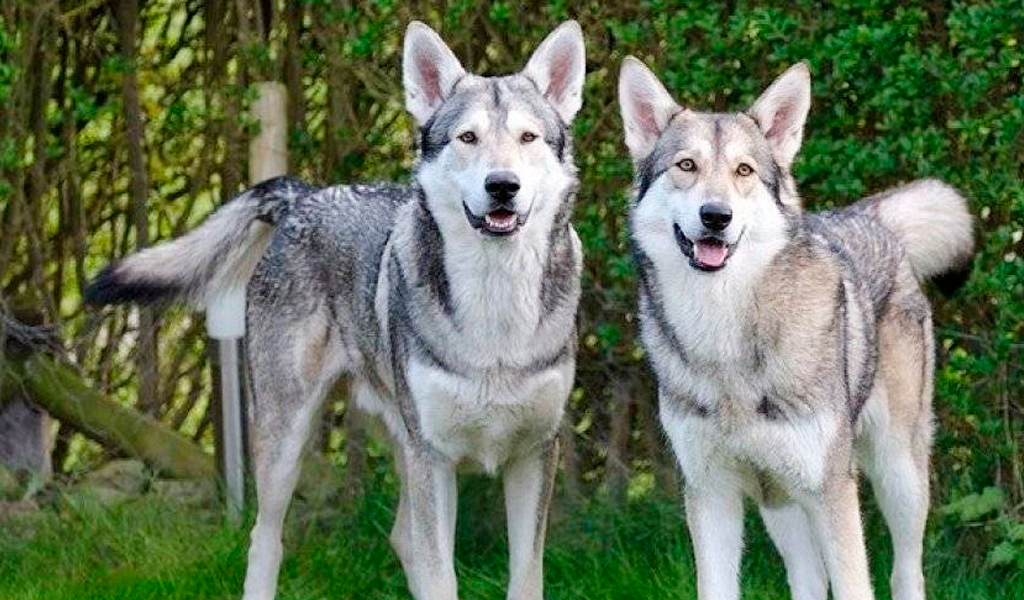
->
xmin=0 ymin=0 xmax=1021 ymax=569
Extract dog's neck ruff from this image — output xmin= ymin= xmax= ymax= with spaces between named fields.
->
xmin=387 ymin=184 xmax=580 ymax=374
xmin=635 ymin=210 xmax=801 ymax=375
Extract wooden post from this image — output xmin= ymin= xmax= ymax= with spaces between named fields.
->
xmin=209 ymin=81 xmax=287 ymax=521
xmin=249 ymin=82 xmax=289 ymax=183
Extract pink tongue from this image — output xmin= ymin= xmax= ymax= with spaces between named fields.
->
xmin=486 ymin=211 xmax=516 ymax=229
xmin=695 ymin=240 xmax=728 ymax=267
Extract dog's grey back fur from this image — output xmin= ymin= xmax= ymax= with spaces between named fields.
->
xmin=804 ymin=204 xmax=904 ymax=417
xmin=246 ymin=182 xmax=411 ymax=367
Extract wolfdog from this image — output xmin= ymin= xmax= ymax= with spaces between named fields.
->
xmin=618 ymin=58 xmax=973 ymax=600
xmin=85 ymin=21 xmax=586 ymax=600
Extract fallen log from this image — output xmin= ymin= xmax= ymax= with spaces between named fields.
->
xmin=2 ymin=354 xmax=215 ymax=479
xmin=1 ymin=352 xmax=343 ymax=499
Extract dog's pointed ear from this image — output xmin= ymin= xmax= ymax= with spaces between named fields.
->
xmin=618 ymin=56 xmax=681 ymax=161
xmin=749 ymin=63 xmax=811 ymax=170
xmin=523 ymin=20 xmax=586 ymax=123
xmin=403 ymin=21 xmax=466 ymax=125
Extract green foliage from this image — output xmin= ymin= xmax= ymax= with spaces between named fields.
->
xmin=941 ymin=487 xmax=1024 ymax=571
xmin=940 ymin=486 xmax=1006 ymax=523
xmin=987 ymin=522 xmax=1024 ymax=570
xmin=0 ymin=20 xmax=15 ymax=105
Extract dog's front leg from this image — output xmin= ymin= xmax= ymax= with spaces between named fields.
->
xmin=503 ymin=439 xmax=559 ymax=600
xmin=759 ymin=503 xmax=828 ymax=600
xmin=391 ymin=442 xmax=459 ymax=600
xmin=803 ymin=474 xmax=874 ymax=600
xmin=685 ymin=481 xmax=745 ymax=600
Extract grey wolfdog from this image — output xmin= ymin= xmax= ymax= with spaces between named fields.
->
xmin=84 ymin=21 xmax=586 ymax=600
xmin=619 ymin=58 xmax=973 ymax=600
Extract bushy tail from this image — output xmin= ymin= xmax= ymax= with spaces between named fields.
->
xmin=866 ymin=178 xmax=975 ymax=286
xmin=84 ymin=176 xmax=315 ymax=307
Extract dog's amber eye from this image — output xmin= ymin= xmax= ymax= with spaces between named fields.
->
xmin=521 ymin=131 xmax=538 ymax=143
xmin=677 ymin=158 xmax=697 ymax=172
xmin=736 ymin=163 xmax=754 ymax=177
xmin=457 ymin=131 xmax=478 ymax=144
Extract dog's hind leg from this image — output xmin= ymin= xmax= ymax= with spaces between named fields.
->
xmin=390 ymin=441 xmax=459 ymax=600
xmin=503 ymin=439 xmax=559 ymax=600
xmin=863 ymin=427 xmax=928 ymax=600
xmin=242 ymin=303 xmax=344 ymax=600
xmin=860 ymin=306 xmax=933 ymax=600
xmin=759 ymin=503 xmax=828 ymax=600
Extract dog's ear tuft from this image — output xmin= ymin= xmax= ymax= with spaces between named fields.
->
xmin=523 ymin=20 xmax=586 ymax=123
xmin=403 ymin=21 xmax=466 ymax=125
xmin=749 ymin=62 xmax=811 ymax=170
xmin=618 ymin=56 xmax=680 ymax=161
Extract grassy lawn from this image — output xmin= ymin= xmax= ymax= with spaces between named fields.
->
xmin=1 ymin=477 xmax=1019 ymax=600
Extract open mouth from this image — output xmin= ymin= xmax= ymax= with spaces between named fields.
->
xmin=463 ymin=203 xmax=529 ymax=237
xmin=674 ymin=224 xmax=744 ymax=272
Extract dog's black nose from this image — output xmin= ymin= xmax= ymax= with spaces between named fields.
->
xmin=485 ymin=171 xmax=520 ymax=201
xmin=699 ymin=202 xmax=732 ymax=231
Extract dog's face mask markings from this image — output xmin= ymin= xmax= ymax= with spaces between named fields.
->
xmin=422 ymin=87 xmax=564 ymax=237
xmin=404 ymin=22 xmax=584 ymax=240
xmin=620 ymin=58 xmax=810 ymax=272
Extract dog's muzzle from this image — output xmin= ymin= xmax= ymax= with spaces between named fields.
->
xmin=674 ymin=223 xmax=745 ymax=272
xmin=463 ymin=202 xmax=531 ymax=237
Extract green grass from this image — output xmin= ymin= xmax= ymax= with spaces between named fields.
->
xmin=1 ymin=477 xmax=1019 ymax=599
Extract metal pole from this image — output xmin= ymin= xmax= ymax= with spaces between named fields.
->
xmin=218 ymin=339 xmax=245 ymax=518
xmin=208 ymin=288 xmax=247 ymax=521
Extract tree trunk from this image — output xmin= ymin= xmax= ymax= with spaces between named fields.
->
xmin=560 ymin=416 xmax=581 ymax=500
xmin=604 ymin=378 xmax=633 ymax=504
xmin=0 ymin=391 xmax=52 ymax=478
xmin=342 ymin=398 xmax=367 ymax=503
xmin=282 ymin=0 xmax=305 ymax=133
xmin=24 ymin=17 xmax=56 ymax=320
xmin=115 ymin=0 xmax=160 ymax=415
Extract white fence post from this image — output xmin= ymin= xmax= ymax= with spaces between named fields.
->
xmin=208 ymin=81 xmax=287 ymax=521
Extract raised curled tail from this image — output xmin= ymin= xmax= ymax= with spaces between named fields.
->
xmin=84 ymin=176 xmax=316 ymax=307
xmin=866 ymin=179 xmax=975 ymax=290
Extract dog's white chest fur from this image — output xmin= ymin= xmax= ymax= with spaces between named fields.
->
xmin=443 ymin=239 xmax=546 ymax=365
xmin=368 ymin=225 xmax=578 ymax=473
xmin=649 ymin=266 xmax=757 ymax=401
xmin=411 ymin=231 xmax=572 ymax=471
xmin=407 ymin=359 xmax=571 ymax=472
xmin=649 ymin=258 xmax=842 ymax=495
xmin=661 ymin=399 xmax=839 ymax=500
